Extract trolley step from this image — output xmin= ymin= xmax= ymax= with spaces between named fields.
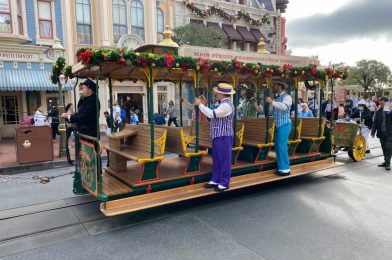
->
xmin=100 ymin=158 xmax=340 ymax=216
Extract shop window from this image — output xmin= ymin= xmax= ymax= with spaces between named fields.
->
xmin=1 ymin=95 xmax=19 ymax=125
xmin=0 ymin=0 xmax=12 ymax=33
xmin=131 ymin=0 xmax=144 ymax=41
xmin=112 ymin=0 xmax=127 ymax=43
xmin=76 ymin=0 xmax=92 ymax=44
xmin=37 ymin=0 xmax=53 ymax=39
xmin=157 ymin=93 xmax=167 ymax=115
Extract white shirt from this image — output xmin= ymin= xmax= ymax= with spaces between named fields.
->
xmin=34 ymin=111 xmax=46 ymax=126
xmin=198 ymin=98 xmax=233 ymax=119
xmin=272 ymin=93 xmax=292 ymax=111
xmin=113 ymin=105 xmax=122 ymax=123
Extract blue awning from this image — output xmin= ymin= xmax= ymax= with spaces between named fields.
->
xmin=0 ymin=69 xmax=73 ymax=91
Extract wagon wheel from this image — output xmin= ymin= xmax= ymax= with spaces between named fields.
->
xmin=349 ymin=135 xmax=366 ymax=162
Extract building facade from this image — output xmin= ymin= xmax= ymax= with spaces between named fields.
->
xmin=62 ymin=0 xmax=288 ymax=126
xmin=0 ymin=0 xmax=71 ymax=139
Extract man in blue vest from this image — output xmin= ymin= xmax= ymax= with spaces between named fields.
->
xmin=266 ymin=81 xmax=292 ymax=176
xmin=195 ymin=83 xmax=235 ymax=192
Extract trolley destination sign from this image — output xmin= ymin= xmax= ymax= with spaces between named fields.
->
xmin=179 ymin=45 xmax=310 ymax=67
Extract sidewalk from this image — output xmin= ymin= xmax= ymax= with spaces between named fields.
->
xmin=0 ymin=135 xmax=108 ymax=174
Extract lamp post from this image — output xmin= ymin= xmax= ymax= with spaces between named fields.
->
xmin=51 ymin=39 xmax=66 ymax=157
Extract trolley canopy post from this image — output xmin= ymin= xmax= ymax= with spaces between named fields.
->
xmin=293 ymin=77 xmax=299 ymax=140
xmin=179 ymin=80 xmax=183 ymax=127
xmin=95 ymin=74 xmax=101 ymax=141
xmin=192 ymin=70 xmax=201 ymax=152
xmin=318 ymin=80 xmax=324 ymax=137
xmin=108 ymin=77 xmax=114 ymax=132
xmin=230 ymin=73 xmax=239 ymax=147
xmin=265 ymin=78 xmax=271 ymax=143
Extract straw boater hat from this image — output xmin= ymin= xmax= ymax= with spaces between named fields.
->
xmin=213 ymin=83 xmax=236 ymax=95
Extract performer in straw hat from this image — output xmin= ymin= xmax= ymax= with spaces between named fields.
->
xmin=266 ymin=81 xmax=292 ymax=176
xmin=195 ymin=83 xmax=235 ymax=192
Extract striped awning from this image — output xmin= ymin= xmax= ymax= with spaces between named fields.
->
xmin=250 ymin=28 xmax=269 ymax=43
xmin=207 ymin=22 xmax=227 ymax=40
xmin=222 ymin=24 xmax=243 ymax=41
xmin=237 ymin=26 xmax=258 ymax=42
xmin=0 ymin=69 xmax=73 ymax=91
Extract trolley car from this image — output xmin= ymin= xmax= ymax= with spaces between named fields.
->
xmin=68 ymin=33 xmax=348 ymax=217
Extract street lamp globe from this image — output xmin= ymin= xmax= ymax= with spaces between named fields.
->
xmin=59 ymin=74 xmax=66 ymax=85
xmin=51 ymin=38 xmax=65 ymax=60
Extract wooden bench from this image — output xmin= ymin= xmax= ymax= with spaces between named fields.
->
xmin=237 ymin=118 xmax=275 ymax=163
xmin=155 ymin=126 xmax=208 ymax=175
xmin=296 ymin=117 xmax=326 ymax=154
xmin=288 ymin=118 xmax=302 ymax=157
xmin=190 ymin=121 xmax=245 ymax=165
xmin=105 ymin=124 xmax=167 ymax=184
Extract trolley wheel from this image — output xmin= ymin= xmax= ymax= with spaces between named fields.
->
xmin=350 ymin=135 xmax=366 ymax=162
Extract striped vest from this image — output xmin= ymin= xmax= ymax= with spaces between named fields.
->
xmin=210 ymin=98 xmax=234 ymax=140
xmin=273 ymin=93 xmax=291 ymax=128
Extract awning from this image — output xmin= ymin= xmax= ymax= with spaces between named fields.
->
xmin=206 ymin=22 xmax=227 ymax=40
xmin=0 ymin=69 xmax=73 ymax=91
xmin=222 ymin=24 xmax=243 ymax=41
xmin=250 ymin=28 xmax=269 ymax=43
xmin=236 ymin=26 xmax=258 ymax=42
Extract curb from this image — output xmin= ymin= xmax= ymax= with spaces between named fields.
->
xmin=1 ymin=156 xmax=108 ymax=175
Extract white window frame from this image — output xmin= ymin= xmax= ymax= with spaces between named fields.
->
xmin=112 ymin=0 xmax=127 ymax=43
xmin=75 ymin=0 xmax=93 ymax=45
xmin=156 ymin=7 xmax=164 ymax=41
xmin=131 ymin=0 xmax=145 ymax=41
xmin=34 ymin=0 xmax=57 ymax=45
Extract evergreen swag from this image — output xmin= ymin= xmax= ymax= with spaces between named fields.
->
xmin=75 ymin=47 xmax=349 ymax=82
xmin=183 ymin=0 xmax=269 ymax=27
xmin=50 ymin=57 xmax=74 ymax=84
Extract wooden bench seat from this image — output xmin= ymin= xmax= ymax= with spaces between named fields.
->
xmin=190 ymin=121 xmax=245 ymax=165
xmin=288 ymin=118 xmax=302 ymax=157
xmin=296 ymin=117 xmax=326 ymax=154
xmin=105 ymin=124 xmax=167 ymax=184
xmin=238 ymin=118 xmax=275 ymax=163
xmin=156 ymin=125 xmax=208 ymax=174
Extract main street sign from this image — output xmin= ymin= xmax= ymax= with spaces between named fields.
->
xmin=179 ymin=45 xmax=310 ymax=67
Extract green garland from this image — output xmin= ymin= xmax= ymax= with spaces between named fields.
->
xmin=50 ymin=57 xmax=66 ymax=84
xmin=183 ymin=0 xmax=269 ymax=27
xmin=75 ymin=47 xmax=349 ymax=82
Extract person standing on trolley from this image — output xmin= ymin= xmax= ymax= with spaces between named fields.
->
xmin=266 ymin=81 xmax=293 ymax=176
xmin=194 ymin=83 xmax=235 ymax=192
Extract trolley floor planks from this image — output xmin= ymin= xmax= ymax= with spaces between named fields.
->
xmin=100 ymin=158 xmax=341 ymax=216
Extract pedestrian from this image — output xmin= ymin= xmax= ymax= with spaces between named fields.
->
xmin=166 ymin=101 xmax=178 ymax=127
xmin=47 ymin=100 xmax=60 ymax=140
xmin=34 ymin=105 xmax=46 ymax=126
xmin=104 ymin=111 xmax=113 ymax=135
xmin=130 ymin=110 xmax=139 ymax=125
xmin=350 ymin=100 xmax=372 ymax=153
xmin=153 ymin=113 xmax=166 ymax=125
xmin=298 ymin=103 xmax=313 ymax=118
xmin=112 ymin=101 xmax=122 ymax=132
xmin=238 ymin=89 xmax=258 ymax=118
xmin=324 ymin=97 xmax=336 ymax=121
xmin=371 ymin=97 xmax=392 ymax=170
xmin=61 ymin=78 xmax=100 ymax=137
xmin=65 ymin=103 xmax=75 ymax=165
xmin=266 ymin=81 xmax=292 ymax=176
xmin=196 ymin=83 xmax=235 ymax=192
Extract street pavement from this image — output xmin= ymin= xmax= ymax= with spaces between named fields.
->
xmin=1 ymin=138 xmax=391 ymax=260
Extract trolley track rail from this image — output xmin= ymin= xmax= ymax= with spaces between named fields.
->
xmin=0 ymin=146 xmax=384 ymax=257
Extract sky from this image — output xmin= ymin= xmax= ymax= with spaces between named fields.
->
xmin=284 ymin=0 xmax=392 ymax=69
